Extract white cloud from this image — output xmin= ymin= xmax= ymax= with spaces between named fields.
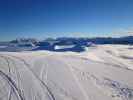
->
xmin=112 ymin=28 xmax=133 ymax=37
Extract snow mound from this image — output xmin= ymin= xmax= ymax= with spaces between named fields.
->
xmin=0 ymin=44 xmax=133 ymax=100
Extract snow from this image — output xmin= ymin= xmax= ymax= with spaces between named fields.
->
xmin=0 ymin=44 xmax=133 ymax=100
xmin=0 ymin=46 xmax=7 ymax=48
xmin=54 ymin=45 xmax=75 ymax=50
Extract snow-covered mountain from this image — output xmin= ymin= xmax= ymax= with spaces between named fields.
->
xmin=0 ymin=44 xmax=133 ymax=100
xmin=0 ymin=36 xmax=133 ymax=52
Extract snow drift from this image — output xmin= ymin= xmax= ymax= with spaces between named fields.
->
xmin=0 ymin=45 xmax=133 ymax=100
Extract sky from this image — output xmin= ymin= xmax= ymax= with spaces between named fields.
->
xmin=0 ymin=0 xmax=133 ymax=41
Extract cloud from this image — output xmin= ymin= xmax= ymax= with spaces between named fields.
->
xmin=127 ymin=31 xmax=133 ymax=34
xmin=112 ymin=28 xmax=133 ymax=37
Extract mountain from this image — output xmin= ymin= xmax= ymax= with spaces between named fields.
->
xmin=0 ymin=36 xmax=133 ymax=52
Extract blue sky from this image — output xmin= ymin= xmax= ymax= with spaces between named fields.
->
xmin=0 ymin=0 xmax=133 ymax=41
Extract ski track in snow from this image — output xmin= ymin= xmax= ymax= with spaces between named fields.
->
xmin=70 ymin=66 xmax=133 ymax=100
xmin=0 ymin=45 xmax=133 ymax=100
xmin=8 ymin=55 xmax=55 ymax=100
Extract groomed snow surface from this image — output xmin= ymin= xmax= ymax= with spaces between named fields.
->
xmin=0 ymin=44 xmax=133 ymax=100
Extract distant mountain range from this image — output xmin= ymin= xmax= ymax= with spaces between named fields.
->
xmin=0 ymin=36 xmax=133 ymax=52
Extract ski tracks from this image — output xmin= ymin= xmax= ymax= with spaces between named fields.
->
xmin=0 ymin=54 xmax=55 ymax=100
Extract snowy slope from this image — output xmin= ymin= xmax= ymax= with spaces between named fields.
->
xmin=0 ymin=45 xmax=133 ymax=100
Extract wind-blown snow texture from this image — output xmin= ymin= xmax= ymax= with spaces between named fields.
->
xmin=0 ymin=45 xmax=133 ymax=100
